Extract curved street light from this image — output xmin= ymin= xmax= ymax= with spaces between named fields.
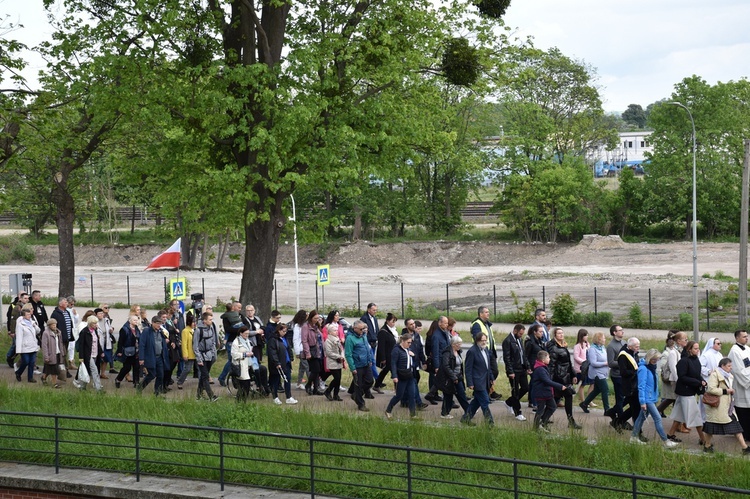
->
xmin=668 ymin=101 xmax=699 ymax=341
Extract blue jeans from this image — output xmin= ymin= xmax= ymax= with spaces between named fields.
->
xmin=6 ymin=335 xmax=16 ymax=361
xmin=369 ymin=345 xmax=378 ymax=380
xmin=386 ymin=377 xmax=416 ymax=416
xmin=218 ymin=341 xmax=233 ymax=383
xmin=462 ymin=389 xmax=493 ymax=425
xmin=632 ymin=402 xmax=668 ymax=440
xmin=15 ymin=352 xmax=36 ymax=381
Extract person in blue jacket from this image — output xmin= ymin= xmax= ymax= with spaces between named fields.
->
xmin=630 ymin=349 xmax=679 ymax=448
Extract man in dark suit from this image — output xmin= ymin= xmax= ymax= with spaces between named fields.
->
xmin=460 ymin=332 xmax=498 ymax=426
xmin=360 ymin=303 xmax=380 ymax=392
xmin=138 ymin=316 xmax=171 ymax=395
xmin=531 ymin=308 xmax=550 ymax=343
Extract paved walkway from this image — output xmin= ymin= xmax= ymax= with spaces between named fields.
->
xmin=0 ymin=461 xmax=327 ymax=498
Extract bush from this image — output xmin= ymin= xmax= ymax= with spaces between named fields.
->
xmin=575 ymin=311 xmax=613 ymax=328
xmin=628 ymin=302 xmax=645 ymax=328
xmin=550 ymin=293 xmax=577 ymax=326
xmin=0 ymin=237 xmax=35 ymax=264
xmin=509 ymin=291 xmax=538 ymax=324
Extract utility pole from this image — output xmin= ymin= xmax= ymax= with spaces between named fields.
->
xmin=740 ymin=140 xmax=750 ymax=327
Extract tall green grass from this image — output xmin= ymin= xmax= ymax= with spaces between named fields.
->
xmin=0 ymin=383 xmax=748 ymax=498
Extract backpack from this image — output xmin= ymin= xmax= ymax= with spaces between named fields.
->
xmin=659 ymin=352 xmax=671 ymax=382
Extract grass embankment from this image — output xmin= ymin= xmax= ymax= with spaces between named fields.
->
xmin=0 ymin=382 xmax=748 ymax=498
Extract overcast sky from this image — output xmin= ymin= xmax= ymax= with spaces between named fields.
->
xmin=503 ymin=0 xmax=750 ymax=113
xmin=5 ymin=1 xmax=750 ymax=114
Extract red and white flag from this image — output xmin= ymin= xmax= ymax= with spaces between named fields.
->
xmin=145 ymin=238 xmax=181 ymax=270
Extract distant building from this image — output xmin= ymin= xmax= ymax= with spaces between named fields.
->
xmin=592 ymin=131 xmax=652 ymax=177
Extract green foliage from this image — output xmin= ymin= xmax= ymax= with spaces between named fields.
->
xmin=509 ymin=291 xmax=539 ymax=323
xmin=575 ymin=311 xmax=613 ymax=328
xmin=476 ymin=0 xmax=512 ymax=18
xmin=442 ymin=37 xmax=480 ymax=87
xmin=550 ymin=293 xmax=577 ymax=325
xmin=622 ymin=104 xmax=647 ymax=129
xmin=627 ymin=302 xmax=646 ymax=328
xmin=0 ymin=236 xmax=35 ymax=263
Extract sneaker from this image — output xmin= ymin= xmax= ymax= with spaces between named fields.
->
xmin=515 ymin=414 xmax=527 ymax=422
xmin=505 ymin=401 xmax=515 ymax=416
xmin=664 ymin=440 xmax=679 ymax=448
xmin=667 ymin=434 xmax=682 ymax=443
xmin=13 ymin=363 xmax=18 ymax=371
xmin=742 ymin=447 xmax=750 ymax=455
xmin=424 ymin=394 xmax=438 ymax=405
xmin=218 ymin=379 xmax=227 ymax=387
xmin=537 ymin=424 xmax=551 ymax=433
xmin=410 ymin=415 xmax=421 ymax=421
xmin=286 ymin=397 xmax=298 ymax=405
xmin=385 ymin=411 xmax=393 ymax=420
xmin=210 ymin=395 xmax=219 ymax=402
xmin=417 ymin=403 xmax=429 ymax=410
xmin=638 ymin=433 xmax=649 ymax=443
xmin=115 ymin=380 xmax=121 ymax=389
xmin=274 ymin=397 xmax=283 ymax=405
xmin=629 ymin=436 xmax=646 ymax=445
xmin=358 ymin=406 xmax=370 ymax=412
xmin=297 ymin=383 xmax=306 ymax=390
xmin=703 ymin=445 xmax=714 ymax=453
xmin=440 ymin=414 xmax=454 ymax=419
xmin=33 ymin=370 xmax=42 ymax=375
xmin=622 ymin=422 xmax=634 ymax=431
xmin=372 ymin=386 xmax=384 ymax=394
xmin=589 ymin=401 xmax=598 ymax=408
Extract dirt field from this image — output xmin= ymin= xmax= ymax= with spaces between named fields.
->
xmin=0 ymin=235 xmax=743 ymax=329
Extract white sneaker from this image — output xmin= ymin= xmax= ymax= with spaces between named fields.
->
xmin=505 ymin=401 xmax=515 ymax=416
xmin=13 ymin=363 xmax=18 ymax=370
xmin=297 ymin=383 xmax=306 ymax=390
xmin=629 ymin=436 xmax=646 ymax=445
xmin=286 ymin=397 xmax=298 ymax=405
xmin=663 ymin=439 xmax=679 ymax=448
xmin=33 ymin=370 xmax=42 ymax=375
xmin=440 ymin=414 xmax=454 ymax=419
xmin=515 ymin=414 xmax=527 ymax=422
xmin=274 ymin=397 xmax=282 ymax=405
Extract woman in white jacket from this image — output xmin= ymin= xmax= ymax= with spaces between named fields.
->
xmin=15 ymin=305 xmax=40 ymax=383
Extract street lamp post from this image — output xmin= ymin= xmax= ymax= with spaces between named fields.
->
xmin=290 ymin=194 xmax=300 ymax=311
xmin=669 ymin=101 xmax=699 ymax=341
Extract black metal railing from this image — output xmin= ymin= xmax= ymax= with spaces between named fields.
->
xmin=0 ymin=410 xmax=747 ymax=499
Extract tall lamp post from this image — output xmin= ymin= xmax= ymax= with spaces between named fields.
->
xmin=290 ymin=194 xmax=300 ymax=311
xmin=669 ymin=101 xmax=699 ymax=341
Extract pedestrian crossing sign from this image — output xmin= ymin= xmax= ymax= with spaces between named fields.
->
xmin=317 ymin=265 xmax=330 ymax=286
xmin=169 ymin=278 xmax=187 ymax=300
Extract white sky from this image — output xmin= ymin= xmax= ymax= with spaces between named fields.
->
xmin=503 ymin=0 xmax=750 ymax=112
xmin=4 ymin=1 xmax=750 ymax=113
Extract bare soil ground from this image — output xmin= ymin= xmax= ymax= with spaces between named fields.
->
xmin=1 ymin=236 xmax=740 ymax=326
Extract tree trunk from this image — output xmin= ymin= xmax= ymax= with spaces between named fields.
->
xmin=216 ymin=228 xmax=230 ymax=269
xmin=352 ymin=204 xmax=362 ymax=240
xmin=131 ymin=205 xmax=136 ymax=235
xmin=199 ymin=233 xmax=208 ymax=270
xmin=239 ymin=194 xmax=285 ymax=320
xmin=52 ymin=177 xmax=76 ymax=297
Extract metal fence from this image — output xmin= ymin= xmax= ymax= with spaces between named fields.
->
xmin=3 ymin=269 xmax=744 ymax=329
xmin=0 ymin=411 xmax=747 ymax=499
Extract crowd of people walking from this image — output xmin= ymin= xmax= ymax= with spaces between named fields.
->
xmin=5 ymin=292 xmax=750 ymax=455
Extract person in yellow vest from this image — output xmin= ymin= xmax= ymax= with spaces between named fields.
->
xmin=176 ymin=312 xmax=196 ymax=390
xmin=471 ymin=306 xmax=502 ymax=400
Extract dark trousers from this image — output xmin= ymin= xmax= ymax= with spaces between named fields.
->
xmin=325 ymin=369 xmax=342 ymax=397
xmin=736 ymin=406 xmax=750 ymax=441
xmin=197 ymin=360 xmax=214 ymax=398
xmin=534 ymin=398 xmax=557 ymax=428
xmin=555 ymin=385 xmax=574 ymax=418
xmin=141 ymin=356 xmax=165 ymax=395
xmin=462 ymin=389 xmax=493 ymax=424
xmin=352 ymin=365 xmax=374 ymax=408
xmin=375 ymin=360 xmax=391 ymax=388
xmin=617 ymin=392 xmax=639 ymax=426
xmin=505 ymin=372 xmax=529 ymax=415
xmin=270 ymin=363 xmax=292 ymax=399
xmin=116 ymin=356 xmax=140 ymax=385
xmin=6 ymin=336 xmax=16 ymax=362
xmin=386 ymin=377 xmax=416 ymax=416
xmin=611 ymin=375 xmax=624 ymax=415
xmin=442 ymin=381 xmax=470 ymax=416
xmin=305 ymin=358 xmax=322 ymax=393
xmin=583 ymin=376 xmax=610 ymax=411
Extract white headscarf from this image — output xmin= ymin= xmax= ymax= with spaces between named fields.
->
xmin=702 ymin=337 xmax=717 ymax=356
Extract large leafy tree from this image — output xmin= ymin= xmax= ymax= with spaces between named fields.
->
xmin=36 ymin=0 xmax=507 ymax=316
xmin=498 ymin=46 xmax=618 ymax=170
xmin=622 ymin=104 xmax=647 ymax=129
xmin=645 ymin=76 xmax=750 ymax=238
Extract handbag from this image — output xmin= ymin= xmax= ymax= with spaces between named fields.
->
xmin=123 ymin=346 xmax=136 ymax=357
xmin=702 ymin=392 xmax=720 ymax=408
